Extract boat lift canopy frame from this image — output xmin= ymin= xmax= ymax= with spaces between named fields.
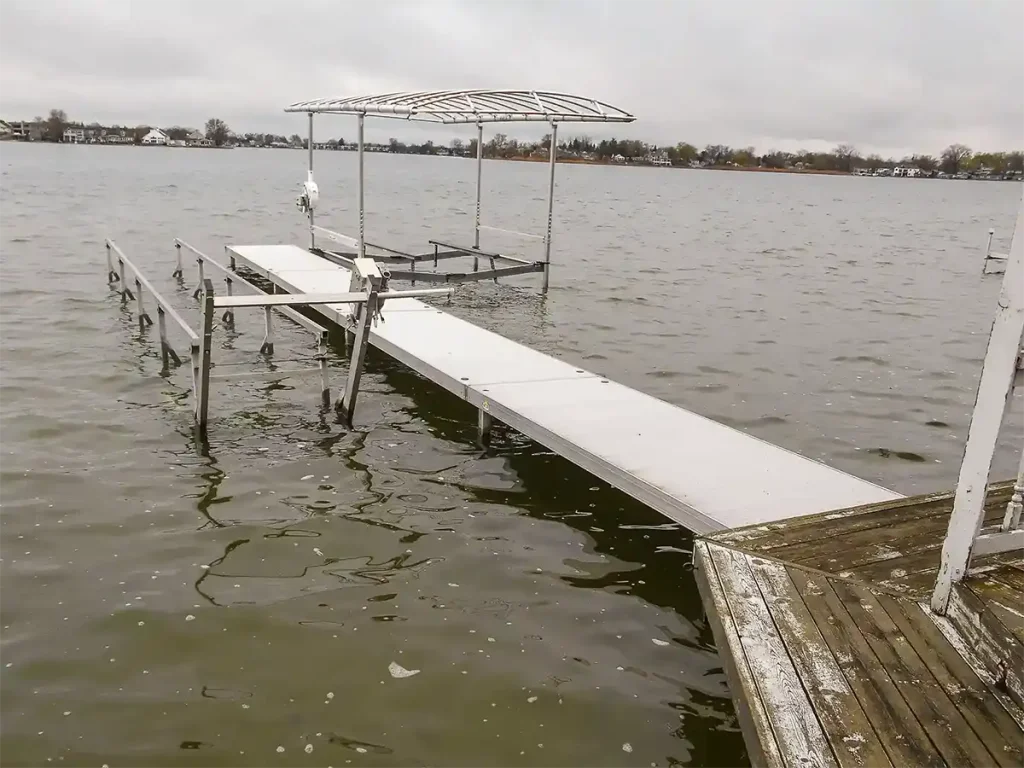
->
xmin=284 ymin=90 xmax=636 ymax=292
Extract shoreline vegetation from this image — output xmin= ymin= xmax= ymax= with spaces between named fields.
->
xmin=2 ymin=110 xmax=1022 ymax=181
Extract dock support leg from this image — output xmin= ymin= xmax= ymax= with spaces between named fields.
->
xmin=157 ymin=307 xmax=180 ymax=372
xmin=477 ymin=408 xmax=493 ymax=447
xmin=190 ymin=342 xmax=201 ymax=414
xmin=222 ymin=277 xmax=235 ymax=326
xmin=195 ymin=279 xmax=215 ymax=431
xmin=193 ymin=259 xmax=205 ymax=300
xmin=337 ymin=289 xmax=377 ymax=426
xmin=173 ymin=242 xmax=183 ymax=279
xmin=135 ymin=278 xmax=153 ymax=330
xmin=118 ymin=259 xmax=134 ymax=303
xmin=106 ymin=243 xmax=119 ymax=283
xmin=260 ymin=306 xmax=274 ymax=355
xmin=1001 ymin=450 xmax=1024 ymax=531
xmin=318 ymin=333 xmax=330 ymax=407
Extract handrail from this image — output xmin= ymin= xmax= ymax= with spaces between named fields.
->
xmin=174 ymin=239 xmax=328 ymax=339
xmin=213 ymin=287 xmax=452 ymax=308
xmin=479 ymin=223 xmax=545 ymax=241
xmin=107 ymin=239 xmax=198 ymax=343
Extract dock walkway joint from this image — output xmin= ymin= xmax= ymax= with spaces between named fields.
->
xmin=226 ymin=243 xmax=898 ymax=535
xmin=695 ymin=481 xmax=1024 ymax=768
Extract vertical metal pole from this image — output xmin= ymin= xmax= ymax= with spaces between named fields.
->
xmin=475 ymin=122 xmax=483 ymax=259
xmin=260 ymin=306 xmax=274 ymax=355
xmin=194 ymin=258 xmax=205 ymax=300
xmin=190 ymin=343 xmax=201 ymax=414
xmin=118 ymin=259 xmax=129 ymax=303
xmin=158 ymin=307 xmax=170 ymax=371
xmin=358 ymin=113 xmax=366 ymax=259
xmin=173 ymin=242 xmax=183 ymax=278
xmin=196 ymin=280 xmax=215 ymax=431
xmin=308 ymin=112 xmax=315 ymax=250
xmin=477 ymin=408 xmax=493 ymax=447
xmin=134 ymin=278 xmax=152 ymax=329
xmin=106 ymin=243 xmax=117 ymax=283
xmin=318 ymin=332 xmax=330 ymax=407
xmin=222 ymin=277 xmax=234 ymax=325
xmin=542 ymin=122 xmax=558 ymax=294
xmin=986 ymin=229 xmax=994 ymax=258
xmin=339 ymin=285 xmax=377 ymax=426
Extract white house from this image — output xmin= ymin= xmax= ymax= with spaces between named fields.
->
xmin=141 ymin=128 xmax=168 ymax=146
xmin=63 ymin=126 xmax=85 ymax=143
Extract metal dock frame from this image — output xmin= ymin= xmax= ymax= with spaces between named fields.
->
xmin=108 ymin=241 xmax=449 ymax=432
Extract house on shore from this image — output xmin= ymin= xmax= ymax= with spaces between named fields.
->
xmin=186 ymin=130 xmax=213 ymax=148
xmin=141 ymin=128 xmax=168 ymax=146
xmin=63 ymin=126 xmax=85 ymax=143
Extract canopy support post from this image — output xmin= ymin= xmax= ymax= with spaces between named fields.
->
xmin=542 ymin=121 xmax=558 ymax=293
xmin=357 ymin=113 xmax=366 ymax=259
xmin=474 ymin=122 xmax=483 ymax=273
xmin=307 ymin=112 xmax=315 ymax=250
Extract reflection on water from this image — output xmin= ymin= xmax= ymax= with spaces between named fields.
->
xmin=1 ymin=144 xmax=1021 ymax=766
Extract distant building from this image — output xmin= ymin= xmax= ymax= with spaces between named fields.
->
xmin=186 ymin=130 xmax=212 ymax=148
xmin=0 ymin=120 xmax=12 ymax=140
xmin=141 ymin=128 xmax=168 ymax=146
xmin=63 ymin=126 xmax=85 ymax=143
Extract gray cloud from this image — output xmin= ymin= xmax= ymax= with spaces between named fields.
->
xmin=1 ymin=0 xmax=1021 ymax=156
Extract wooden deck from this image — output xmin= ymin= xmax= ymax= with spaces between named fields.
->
xmin=695 ymin=481 xmax=1024 ymax=768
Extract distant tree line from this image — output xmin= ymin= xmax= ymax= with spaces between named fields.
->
xmin=9 ymin=109 xmax=1023 ymax=176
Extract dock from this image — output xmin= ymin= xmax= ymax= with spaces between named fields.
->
xmin=695 ymin=482 xmax=1023 ymax=768
xmin=226 ymin=243 xmax=898 ymax=534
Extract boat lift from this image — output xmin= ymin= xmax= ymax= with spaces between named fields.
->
xmin=285 ymin=90 xmax=636 ymax=291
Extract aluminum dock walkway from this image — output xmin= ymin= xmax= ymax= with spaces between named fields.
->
xmin=227 ymin=243 xmax=899 ymax=535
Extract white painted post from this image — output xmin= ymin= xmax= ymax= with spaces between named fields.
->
xmin=118 ymin=259 xmax=133 ymax=303
xmin=106 ymin=242 xmax=118 ymax=283
xmin=338 ymin=258 xmax=381 ymax=425
xmin=193 ymin=258 xmax=206 ymax=300
xmin=173 ymin=242 xmax=183 ymax=278
xmin=1001 ymin=446 xmax=1024 ymax=531
xmin=190 ymin=343 xmax=201 ymax=415
xmin=986 ymin=228 xmax=995 ymax=259
xmin=195 ymin=280 xmax=215 ymax=431
xmin=932 ymin=194 xmax=1024 ymax=614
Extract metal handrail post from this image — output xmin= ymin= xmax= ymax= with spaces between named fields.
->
xmin=134 ymin=277 xmax=153 ymax=330
xmin=260 ymin=306 xmax=274 ymax=355
xmin=173 ymin=242 xmax=184 ymax=279
xmin=1001 ymin=446 xmax=1024 ymax=531
xmin=473 ymin=121 xmax=483 ymax=272
xmin=118 ymin=258 xmax=134 ymax=303
xmin=193 ymin=256 xmax=206 ymax=300
xmin=542 ymin=121 xmax=558 ymax=293
xmin=318 ymin=332 xmax=330 ymax=406
xmin=106 ymin=242 xmax=118 ymax=283
xmin=222 ymin=276 xmax=235 ymax=325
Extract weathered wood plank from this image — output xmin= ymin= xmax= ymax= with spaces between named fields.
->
xmin=831 ymin=580 xmax=998 ymax=767
xmin=988 ymin=564 xmax=1024 ymax=593
xmin=845 ymin=550 xmax=1024 ymax=600
xmin=775 ymin=494 xmax=1012 ymax=573
xmin=747 ymin=557 xmax=892 ymax=768
xmin=693 ymin=542 xmax=785 ymax=768
xmin=964 ymin=574 xmax=1024 ymax=646
xmin=708 ymin=544 xmax=839 ymax=768
xmin=787 ymin=568 xmax=944 ymax=768
xmin=712 ymin=482 xmax=1014 ymax=552
xmin=947 ymin=582 xmax=1018 ymax=682
xmin=877 ymin=593 xmax=1023 ymax=767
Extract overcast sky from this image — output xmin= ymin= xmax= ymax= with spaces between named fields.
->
xmin=1 ymin=0 xmax=1021 ymax=157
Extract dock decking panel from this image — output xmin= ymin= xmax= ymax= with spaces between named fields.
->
xmin=226 ymin=243 xmax=899 ymax=534
xmin=696 ymin=486 xmax=1024 ymax=767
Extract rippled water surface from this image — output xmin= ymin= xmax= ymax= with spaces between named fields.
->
xmin=1 ymin=143 xmax=1021 ymax=766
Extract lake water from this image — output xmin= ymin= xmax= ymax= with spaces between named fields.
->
xmin=1 ymin=142 xmax=1021 ymax=767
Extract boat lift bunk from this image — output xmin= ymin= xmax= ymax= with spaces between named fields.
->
xmin=285 ymin=90 xmax=636 ymax=291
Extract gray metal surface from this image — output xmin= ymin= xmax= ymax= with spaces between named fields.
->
xmin=284 ymin=90 xmax=636 ymax=125
xmin=227 ymin=243 xmax=901 ymax=534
